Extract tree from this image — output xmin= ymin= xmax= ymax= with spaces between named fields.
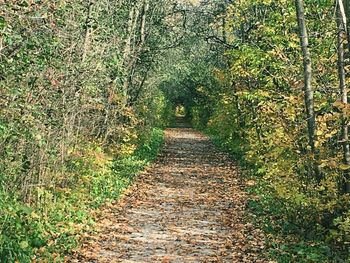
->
xmin=338 ymin=0 xmax=350 ymax=193
xmin=295 ymin=0 xmax=316 ymax=154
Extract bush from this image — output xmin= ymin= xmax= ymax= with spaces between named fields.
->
xmin=0 ymin=129 xmax=164 ymax=262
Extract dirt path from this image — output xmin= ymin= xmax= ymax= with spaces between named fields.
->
xmin=71 ymin=124 xmax=266 ymax=262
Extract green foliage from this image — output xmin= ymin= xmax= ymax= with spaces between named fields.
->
xmin=247 ymin=180 xmax=349 ymax=262
xmin=0 ymin=0 xmax=176 ymax=260
xmin=0 ymin=194 xmax=44 ymax=262
xmin=2 ymin=0 xmax=350 ymax=261
xmin=165 ymin=0 xmax=350 ymax=261
xmin=0 ymin=129 xmax=164 ymax=262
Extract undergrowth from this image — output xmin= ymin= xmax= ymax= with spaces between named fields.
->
xmin=207 ymin=133 xmax=349 ymax=263
xmin=0 ymin=128 xmax=164 ymax=262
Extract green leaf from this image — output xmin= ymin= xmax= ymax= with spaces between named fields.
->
xmin=20 ymin=241 xmax=29 ymax=249
xmin=0 ymin=16 xmax=6 ymax=30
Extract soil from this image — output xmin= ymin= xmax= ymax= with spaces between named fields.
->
xmin=69 ymin=120 xmax=266 ymax=262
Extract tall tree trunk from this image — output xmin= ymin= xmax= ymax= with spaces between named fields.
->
xmin=82 ymin=0 xmax=93 ymax=62
xmin=295 ymin=0 xmax=321 ymax=180
xmin=139 ymin=0 xmax=149 ymax=45
xmin=344 ymin=0 xmax=350 ymax=47
xmin=295 ymin=0 xmax=316 ymax=153
xmin=124 ymin=0 xmax=149 ymax=105
xmin=337 ymin=0 xmax=350 ymax=193
xmin=121 ymin=5 xmax=138 ymax=106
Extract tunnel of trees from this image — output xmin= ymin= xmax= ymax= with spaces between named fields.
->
xmin=0 ymin=0 xmax=350 ymax=261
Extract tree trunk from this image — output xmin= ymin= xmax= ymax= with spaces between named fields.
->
xmin=295 ymin=0 xmax=316 ymax=154
xmin=121 ymin=5 xmax=138 ymax=106
xmin=82 ymin=0 xmax=93 ymax=62
xmin=344 ymin=0 xmax=350 ymax=47
xmin=295 ymin=0 xmax=322 ymax=180
xmin=337 ymin=0 xmax=350 ymax=193
xmin=124 ymin=0 xmax=149 ymax=105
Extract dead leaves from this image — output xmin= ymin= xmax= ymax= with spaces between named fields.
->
xmin=69 ymin=128 xmax=267 ymax=262
xmin=161 ymin=256 xmax=170 ymax=263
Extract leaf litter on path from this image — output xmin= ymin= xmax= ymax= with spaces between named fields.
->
xmin=69 ymin=127 xmax=267 ymax=262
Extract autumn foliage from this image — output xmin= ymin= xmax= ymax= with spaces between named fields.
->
xmin=1 ymin=0 xmax=350 ymax=262
xmin=185 ymin=0 xmax=350 ymax=261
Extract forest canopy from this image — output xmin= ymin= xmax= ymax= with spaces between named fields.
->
xmin=0 ymin=0 xmax=349 ymax=261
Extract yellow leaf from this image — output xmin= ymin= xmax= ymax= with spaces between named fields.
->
xmin=339 ymin=164 xmax=350 ymax=170
xmin=31 ymin=211 xmax=40 ymax=219
xmin=333 ymin=101 xmax=346 ymax=109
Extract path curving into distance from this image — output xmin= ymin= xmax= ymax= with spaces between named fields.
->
xmin=70 ymin=121 xmax=266 ymax=262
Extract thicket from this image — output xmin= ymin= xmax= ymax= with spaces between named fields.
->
xmin=174 ymin=0 xmax=350 ymax=261
xmin=2 ymin=0 xmax=350 ymax=261
xmin=0 ymin=0 xmax=179 ymax=261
